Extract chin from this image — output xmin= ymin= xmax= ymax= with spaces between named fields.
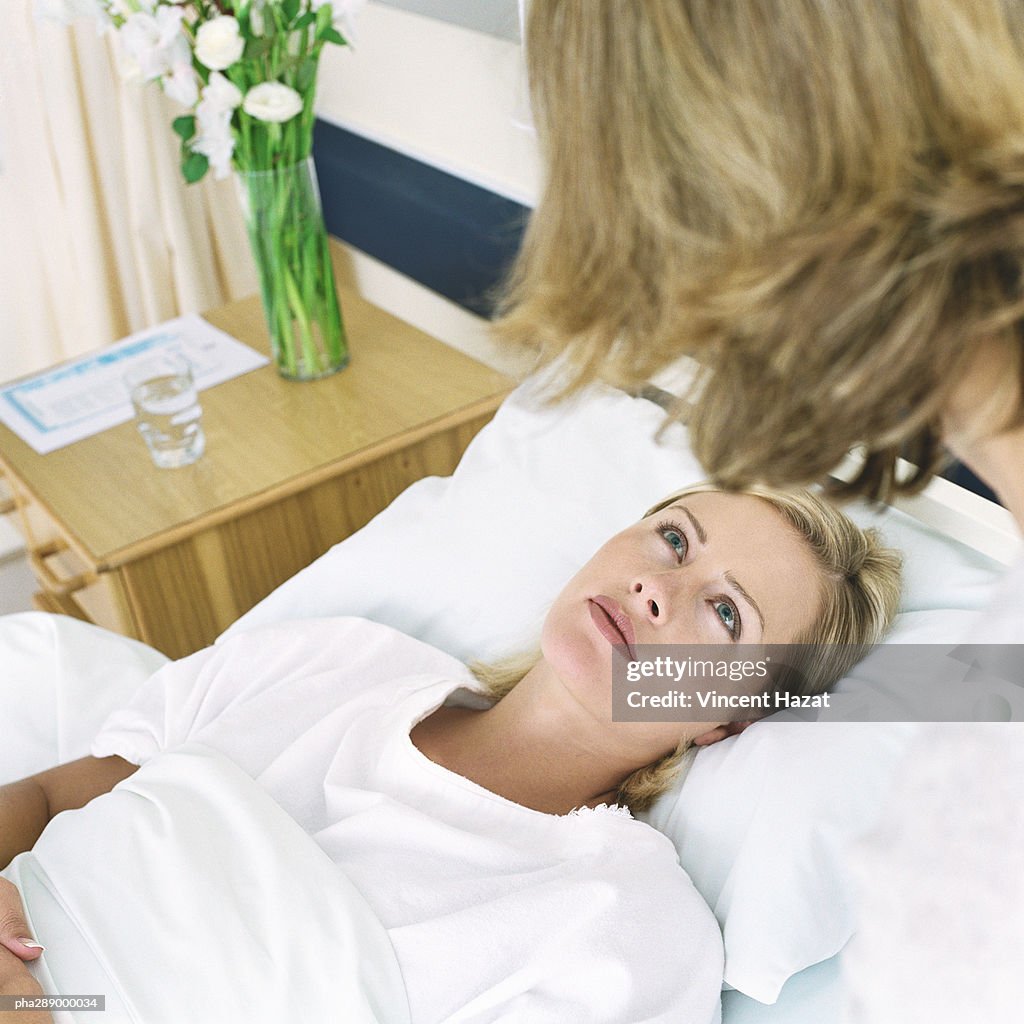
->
xmin=542 ymin=598 xmax=612 ymax=683
xmin=544 ymin=638 xmax=610 ymax=701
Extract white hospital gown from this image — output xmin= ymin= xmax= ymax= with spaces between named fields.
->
xmin=843 ymin=556 xmax=1024 ymax=1022
xmin=91 ymin=617 xmax=724 ymax=1024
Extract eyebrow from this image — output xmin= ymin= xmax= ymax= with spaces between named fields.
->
xmin=725 ymin=572 xmax=767 ymax=635
xmin=672 ymin=503 xmax=707 ymax=545
xmin=671 ymin=503 xmax=768 ymax=634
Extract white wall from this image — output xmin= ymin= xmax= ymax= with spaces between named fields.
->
xmin=317 ymin=1 xmax=541 ymax=205
xmin=311 ymin=1 xmax=542 ymax=378
xmin=375 ymin=0 xmax=521 ymax=43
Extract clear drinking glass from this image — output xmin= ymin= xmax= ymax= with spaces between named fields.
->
xmin=124 ymin=352 xmax=205 ymax=469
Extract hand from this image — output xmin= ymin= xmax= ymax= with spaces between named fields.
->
xmin=0 ymin=892 xmax=50 ymax=1024
xmin=0 ymin=880 xmax=43 ymax=963
xmin=0 ymin=941 xmax=42 ymax=990
xmin=0 ymin=943 xmax=51 ymax=1024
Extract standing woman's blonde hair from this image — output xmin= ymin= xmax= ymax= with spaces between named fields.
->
xmin=495 ymin=0 xmax=1024 ymax=501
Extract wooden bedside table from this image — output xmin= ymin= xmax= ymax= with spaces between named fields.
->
xmin=0 ymin=276 xmax=512 ymax=659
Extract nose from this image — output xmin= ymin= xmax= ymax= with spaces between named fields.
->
xmin=631 ymin=579 xmax=667 ymax=623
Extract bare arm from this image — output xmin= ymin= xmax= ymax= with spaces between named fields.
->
xmin=0 ymin=756 xmax=138 ymax=870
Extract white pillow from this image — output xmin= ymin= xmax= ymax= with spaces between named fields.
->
xmin=224 ymin=379 xmax=1006 ymax=1003
xmin=226 ymin=378 xmax=709 ymax=659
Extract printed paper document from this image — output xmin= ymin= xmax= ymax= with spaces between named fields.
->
xmin=0 ymin=316 xmax=268 ymax=454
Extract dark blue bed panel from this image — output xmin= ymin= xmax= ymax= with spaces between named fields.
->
xmin=943 ymin=463 xmax=999 ymax=504
xmin=312 ymin=119 xmax=529 ymax=318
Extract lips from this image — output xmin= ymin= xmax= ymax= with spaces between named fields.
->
xmin=588 ymin=595 xmax=637 ymax=659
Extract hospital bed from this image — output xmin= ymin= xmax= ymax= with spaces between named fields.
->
xmin=0 ymin=376 xmax=1017 ymax=1023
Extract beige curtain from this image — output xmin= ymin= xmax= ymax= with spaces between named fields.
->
xmin=0 ymin=3 xmax=257 ymax=382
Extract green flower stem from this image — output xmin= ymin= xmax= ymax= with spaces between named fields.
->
xmin=283 ymin=265 xmax=319 ymax=373
xmin=273 ymin=254 xmax=299 ymax=378
xmin=317 ymin=225 xmax=344 ymax=362
xmin=239 ymin=156 xmax=347 ymax=379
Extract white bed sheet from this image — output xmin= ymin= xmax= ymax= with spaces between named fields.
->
xmin=1 ymin=615 xmax=410 ymax=1023
xmin=3 ymin=743 xmax=409 ymax=1024
xmin=721 ymin=958 xmax=842 ymax=1024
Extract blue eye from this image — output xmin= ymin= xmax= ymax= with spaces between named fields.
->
xmin=657 ymin=521 xmax=688 ymax=561
xmin=714 ymin=600 xmax=740 ymax=639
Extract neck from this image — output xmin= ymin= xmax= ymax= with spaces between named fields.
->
xmin=940 ymin=340 xmax=1024 ymax=534
xmin=948 ymin=421 xmax=1024 ymax=534
xmin=410 ymin=666 xmax=639 ymax=817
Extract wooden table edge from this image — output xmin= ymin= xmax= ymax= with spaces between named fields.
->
xmin=88 ymin=386 xmax=511 ymax=570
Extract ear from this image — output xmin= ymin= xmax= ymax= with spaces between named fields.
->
xmin=692 ymin=720 xmax=755 ymax=747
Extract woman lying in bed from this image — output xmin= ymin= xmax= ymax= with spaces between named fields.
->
xmin=0 ymin=485 xmax=900 ymax=1024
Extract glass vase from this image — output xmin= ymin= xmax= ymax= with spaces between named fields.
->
xmin=236 ymin=157 xmax=349 ymax=381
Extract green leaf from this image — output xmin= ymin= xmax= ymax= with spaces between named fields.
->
xmin=182 ymin=151 xmax=210 ymax=184
xmin=244 ymin=36 xmax=273 ymax=61
xmin=296 ymin=56 xmax=317 ymax=92
xmin=294 ymin=11 xmax=316 ymax=30
xmin=171 ymin=115 xmax=196 ymax=143
xmin=282 ymin=0 xmax=300 ymax=22
xmin=320 ymin=25 xmax=346 ymax=46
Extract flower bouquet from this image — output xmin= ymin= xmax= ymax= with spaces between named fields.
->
xmin=45 ymin=0 xmax=363 ymax=380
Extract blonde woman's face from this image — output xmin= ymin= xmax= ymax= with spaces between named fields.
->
xmin=541 ymin=490 xmax=824 ymax=676
xmin=534 ymin=491 xmax=828 ymax=761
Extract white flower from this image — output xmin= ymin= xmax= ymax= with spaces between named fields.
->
xmin=249 ymin=0 xmax=265 ymax=37
xmin=193 ymin=128 xmax=235 ymax=180
xmin=242 ymin=81 xmax=303 ymax=123
xmin=247 ymin=0 xmax=279 ymax=37
xmin=109 ymin=0 xmax=149 ymax=15
xmin=119 ymin=7 xmax=189 ymax=82
xmin=201 ymin=71 xmax=243 ymax=113
xmin=193 ymin=130 xmax=234 ymax=179
xmin=162 ymin=63 xmax=199 ymax=107
xmin=193 ymin=72 xmax=243 ymax=179
xmin=311 ymin=0 xmax=366 ymax=43
xmin=195 ymin=15 xmax=245 ymax=71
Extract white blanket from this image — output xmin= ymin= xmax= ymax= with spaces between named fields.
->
xmin=2 ymin=743 xmax=410 ymax=1024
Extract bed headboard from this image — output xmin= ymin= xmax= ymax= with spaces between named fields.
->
xmin=312 ymin=121 xmax=528 ymax=318
xmin=883 ymin=470 xmax=1020 ymax=566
